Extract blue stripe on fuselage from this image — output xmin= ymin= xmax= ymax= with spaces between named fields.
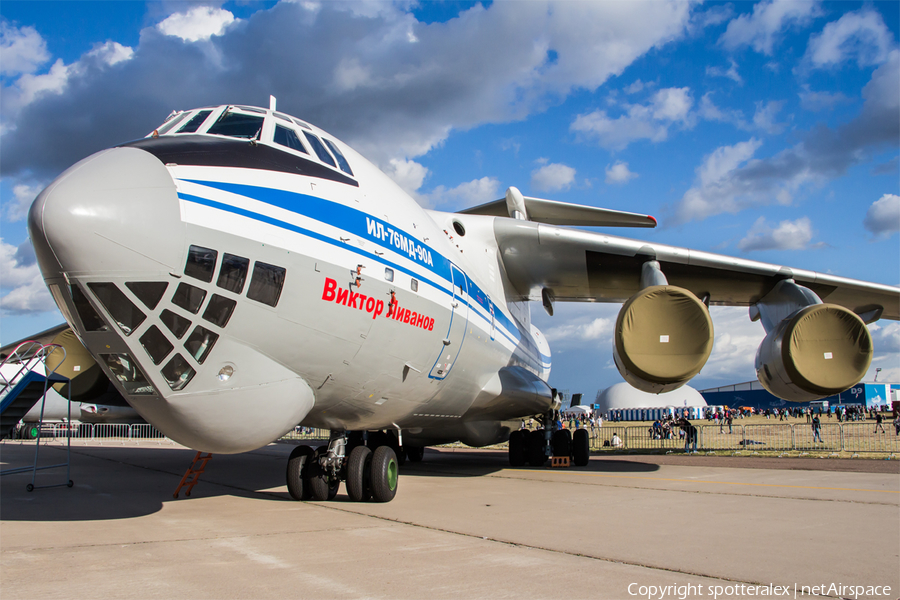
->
xmin=177 ymin=179 xmax=552 ymax=368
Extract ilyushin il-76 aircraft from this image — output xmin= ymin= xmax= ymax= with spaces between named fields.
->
xmin=27 ymin=98 xmax=900 ymax=502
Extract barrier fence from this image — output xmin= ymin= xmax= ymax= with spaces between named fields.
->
xmin=11 ymin=422 xmax=899 ymax=454
xmin=584 ymin=422 xmax=899 ymax=453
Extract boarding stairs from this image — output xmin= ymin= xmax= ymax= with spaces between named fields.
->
xmin=0 ymin=341 xmax=74 ymax=491
xmin=0 ymin=342 xmax=68 ymax=439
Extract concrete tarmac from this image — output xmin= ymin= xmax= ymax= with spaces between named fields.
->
xmin=1 ymin=440 xmax=898 ymax=600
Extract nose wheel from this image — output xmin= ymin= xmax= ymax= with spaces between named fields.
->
xmin=286 ymin=431 xmax=399 ymax=502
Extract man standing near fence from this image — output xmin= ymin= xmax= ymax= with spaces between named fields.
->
xmin=680 ymin=418 xmax=698 ymax=453
xmin=812 ymin=414 xmax=822 ymax=443
xmin=874 ymin=412 xmax=885 ymax=434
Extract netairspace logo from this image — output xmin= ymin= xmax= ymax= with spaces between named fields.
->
xmin=627 ymin=582 xmax=893 ymax=599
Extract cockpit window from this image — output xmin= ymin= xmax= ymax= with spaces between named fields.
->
xmin=176 ymin=110 xmax=213 ymax=134
xmin=323 ymin=139 xmax=353 ymax=176
xmin=207 ymin=110 xmax=264 ymax=139
xmin=274 ymin=125 xmax=308 ymax=154
xmin=303 ymin=132 xmax=337 ymax=168
xmin=236 ymin=105 xmax=266 ymax=114
xmin=156 ymin=112 xmax=189 ymax=135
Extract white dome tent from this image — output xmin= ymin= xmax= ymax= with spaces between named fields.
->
xmin=596 ymin=382 xmax=708 ymax=421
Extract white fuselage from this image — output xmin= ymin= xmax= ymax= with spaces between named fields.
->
xmin=28 ymin=104 xmax=552 ymax=452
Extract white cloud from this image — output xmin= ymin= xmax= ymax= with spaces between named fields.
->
xmin=0 ymin=21 xmax=50 ymax=76
xmin=3 ymin=41 xmax=134 ymax=118
xmin=705 ymin=59 xmax=743 ymax=84
xmin=804 ymin=9 xmax=895 ymax=70
xmin=737 ymin=216 xmax=815 ymax=251
xmin=1 ymin=1 xmax=697 ymax=183
xmin=0 ymin=239 xmax=56 ymax=315
xmin=157 ymin=6 xmax=237 ymax=42
xmin=752 ymin=100 xmax=786 ymax=134
xmin=605 ymin=161 xmax=637 ymax=184
xmin=698 ymin=92 xmax=749 ymax=129
xmin=798 ymin=85 xmax=849 ymax=112
xmin=697 ymin=307 xmax=766 ymax=385
xmin=427 ymin=177 xmax=500 ymax=211
xmin=11 ymin=58 xmax=72 ymax=108
xmin=670 ymin=51 xmax=899 ymax=225
xmin=543 ymin=316 xmax=614 ymax=346
xmin=87 ymin=41 xmax=134 ymax=66
xmin=623 ymin=79 xmax=651 ymax=94
xmin=869 ymin=321 xmax=900 ymax=354
xmin=863 ymin=194 xmax=900 ymax=237
xmin=383 ymin=158 xmax=430 ymax=198
xmin=5 ymin=183 xmax=44 ymax=222
xmin=719 ymin=0 xmax=821 ymax=55
xmin=670 ymin=138 xmax=764 ymax=224
xmin=531 ymin=162 xmax=576 ymax=192
xmin=570 ymin=87 xmax=694 ymax=150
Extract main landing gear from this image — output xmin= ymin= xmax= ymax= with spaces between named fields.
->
xmin=508 ymin=410 xmax=590 ymax=468
xmin=286 ymin=430 xmax=402 ymax=503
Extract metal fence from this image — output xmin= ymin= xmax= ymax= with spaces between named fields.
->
xmin=584 ymin=422 xmax=898 ymax=453
xmin=15 ymin=422 xmax=169 ymax=441
xmin=279 ymin=427 xmax=330 ymax=441
xmin=12 ymin=421 xmax=900 ymax=454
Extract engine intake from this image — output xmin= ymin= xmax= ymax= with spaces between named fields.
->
xmin=613 ymin=285 xmax=713 ymax=394
xmin=755 ymin=304 xmax=872 ymax=402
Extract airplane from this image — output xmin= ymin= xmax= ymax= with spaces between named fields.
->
xmin=25 ymin=97 xmax=899 ymax=502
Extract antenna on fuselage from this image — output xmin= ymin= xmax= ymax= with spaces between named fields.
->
xmin=269 ymin=95 xmax=277 ymax=112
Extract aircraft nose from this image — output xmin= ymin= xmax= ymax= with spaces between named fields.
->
xmin=29 ymin=146 xmax=186 ymax=277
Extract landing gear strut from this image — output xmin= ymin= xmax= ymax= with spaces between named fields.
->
xmin=286 ymin=430 xmax=400 ymax=503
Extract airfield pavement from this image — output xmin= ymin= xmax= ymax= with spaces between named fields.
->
xmin=1 ymin=439 xmax=898 ymax=600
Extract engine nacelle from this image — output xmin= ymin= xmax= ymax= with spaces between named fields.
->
xmin=613 ymin=285 xmax=714 ymax=394
xmin=755 ymin=304 xmax=872 ymax=402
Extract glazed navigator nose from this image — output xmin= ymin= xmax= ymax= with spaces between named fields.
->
xmin=28 ymin=146 xmax=186 ymax=278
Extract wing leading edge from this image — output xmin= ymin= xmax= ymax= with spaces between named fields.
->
xmin=493 ymin=218 xmax=900 ymax=321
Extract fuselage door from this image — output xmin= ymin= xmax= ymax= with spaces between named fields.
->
xmin=429 ymin=264 xmax=469 ymax=380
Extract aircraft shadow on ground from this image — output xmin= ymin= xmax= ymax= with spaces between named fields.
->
xmin=0 ymin=444 xmax=291 ymax=522
xmin=400 ymin=448 xmax=661 ymax=477
xmin=0 ymin=444 xmax=659 ymax=522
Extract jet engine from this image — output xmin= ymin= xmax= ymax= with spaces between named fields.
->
xmin=755 ymin=304 xmax=872 ymax=402
xmin=613 ymin=285 xmax=714 ymax=394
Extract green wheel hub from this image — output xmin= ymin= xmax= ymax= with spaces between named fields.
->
xmin=386 ymin=458 xmax=398 ymax=490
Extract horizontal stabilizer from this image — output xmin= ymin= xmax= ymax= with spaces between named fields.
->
xmin=459 ymin=190 xmax=656 ymax=228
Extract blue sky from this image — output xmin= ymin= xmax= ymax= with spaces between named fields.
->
xmin=1 ymin=1 xmax=898 ymax=398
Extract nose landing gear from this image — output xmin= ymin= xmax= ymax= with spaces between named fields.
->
xmin=286 ymin=431 xmax=399 ymax=503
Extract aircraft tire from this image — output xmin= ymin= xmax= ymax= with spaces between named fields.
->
xmin=307 ymin=447 xmax=339 ymax=501
xmin=573 ymin=429 xmax=590 ymax=466
xmin=526 ymin=430 xmax=547 ymax=467
xmin=405 ymin=446 xmax=425 ymax=462
xmin=551 ymin=429 xmax=572 ymax=458
xmin=346 ymin=445 xmax=373 ymax=502
xmin=370 ymin=446 xmax=399 ymax=503
xmin=508 ymin=431 xmax=526 ymax=466
xmin=286 ymin=445 xmax=314 ymax=501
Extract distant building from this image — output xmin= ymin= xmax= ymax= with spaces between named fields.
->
xmin=699 ymin=381 xmax=899 ymax=411
xmin=594 ymin=382 xmax=708 ymax=419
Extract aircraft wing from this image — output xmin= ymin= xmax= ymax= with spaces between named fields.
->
xmin=493 ymin=218 xmax=900 ymax=321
